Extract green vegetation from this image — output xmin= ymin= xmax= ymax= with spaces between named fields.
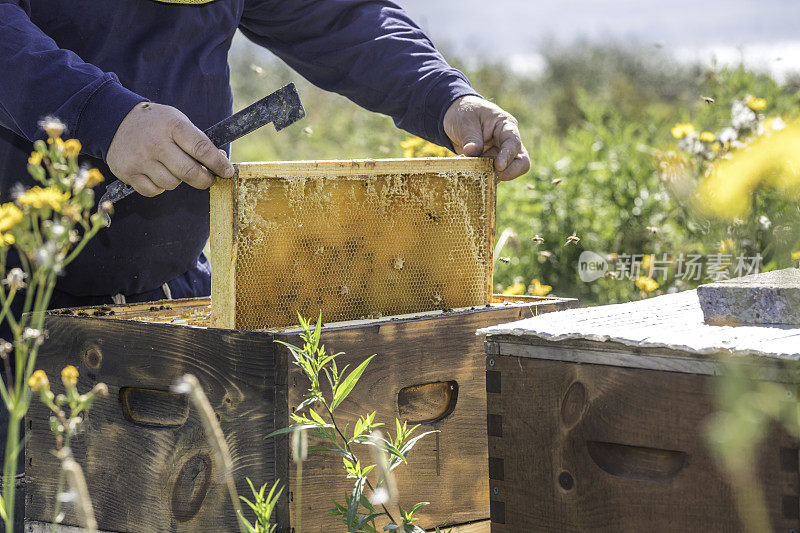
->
xmin=230 ymin=41 xmax=800 ymax=305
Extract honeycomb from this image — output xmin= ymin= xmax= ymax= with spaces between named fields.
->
xmin=211 ymin=158 xmax=495 ymax=330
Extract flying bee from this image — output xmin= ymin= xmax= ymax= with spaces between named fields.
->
xmin=551 ymin=178 xmax=562 ymax=185
xmin=564 ymin=233 xmax=580 ymax=246
xmin=646 ymin=226 xmax=659 ymax=234
xmin=531 ymin=234 xmax=545 ymax=244
xmin=525 ymin=183 xmax=535 ymax=190
xmin=537 ymin=250 xmax=552 ymax=259
xmin=605 ymin=271 xmax=619 ymax=279
xmin=701 ymin=96 xmax=715 ymax=104
xmin=498 ymin=256 xmax=511 ymax=264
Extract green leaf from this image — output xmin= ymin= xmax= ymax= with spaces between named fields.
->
xmin=295 ymin=396 xmax=317 ymax=412
xmin=400 ymin=431 xmax=438 ymax=457
xmin=309 ymin=408 xmax=328 ymax=425
xmin=331 ymin=354 xmax=375 ymax=411
xmin=265 ymin=423 xmax=322 ymax=439
xmin=347 ymin=477 xmax=367 ymax=527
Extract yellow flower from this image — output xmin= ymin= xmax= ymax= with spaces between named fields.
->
xmin=670 ymin=123 xmax=695 ymax=139
xmin=697 ymin=119 xmax=800 ymax=218
xmin=64 ymin=139 xmax=82 ymax=157
xmin=641 ymin=254 xmax=653 ymax=272
xmin=47 ymin=137 xmax=65 ymax=152
xmin=18 ymin=186 xmax=70 ymax=212
xmin=746 ymin=95 xmax=766 ymax=112
xmin=699 ymin=131 xmax=715 ymax=142
xmin=719 ymin=238 xmax=735 ymax=254
xmin=792 ymin=251 xmax=800 ymax=261
xmin=0 ymin=203 xmax=23 ymax=233
xmin=28 ymin=151 xmax=43 ymax=166
xmin=86 ymin=168 xmax=104 ymax=187
xmin=401 ymin=136 xmax=451 ymax=158
xmin=529 ymin=279 xmax=552 ymax=297
xmin=501 ymin=282 xmax=526 ymax=296
xmin=635 ymin=276 xmax=659 ymax=293
xmin=61 ymin=365 xmax=79 ymax=387
xmin=28 ymin=370 xmax=49 ymax=392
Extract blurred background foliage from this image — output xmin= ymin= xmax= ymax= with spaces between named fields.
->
xmin=229 ymin=39 xmax=800 ymax=306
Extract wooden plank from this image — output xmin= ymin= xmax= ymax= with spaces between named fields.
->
xmin=488 ymin=336 xmax=799 ymax=381
xmin=235 ymin=157 xmax=494 ymax=179
xmin=25 ymin=520 xmax=117 ymax=533
xmin=26 ymin=315 xmax=279 ymax=533
xmin=426 ymin=519 xmax=490 ymax=532
xmin=277 ymin=303 xmax=552 ymax=531
xmin=487 ymin=356 xmax=800 ymax=531
xmin=210 ymin=175 xmax=236 ymax=329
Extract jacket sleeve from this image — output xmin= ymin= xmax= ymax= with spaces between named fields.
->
xmin=0 ymin=2 xmax=146 ymax=160
xmin=239 ymin=0 xmax=481 ymax=149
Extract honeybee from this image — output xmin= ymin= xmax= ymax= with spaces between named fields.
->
xmin=646 ymin=226 xmax=659 ymax=234
xmin=551 ymin=178 xmax=562 ymax=185
xmin=564 ymin=233 xmax=580 ymax=246
xmin=498 ymin=257 xmax=511 ymax=264
xmin=525 ymin=184 xmax=535 ymax=190
xmin=531 ymin=234 xmax=545 ymax=244
xmin=701 ymin=96 xmax=715 ymax=104
xmin=537 ymin=250 xmax=552 ymax=259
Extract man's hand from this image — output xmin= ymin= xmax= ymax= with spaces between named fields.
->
xmin=443 ymin=95 xmax=530 ymax=181
xmin=107 ymin=102 xmax=234 ymax=197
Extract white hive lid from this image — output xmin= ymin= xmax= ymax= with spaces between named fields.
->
xmin=479 ymin=289 xmax=800 ymax=360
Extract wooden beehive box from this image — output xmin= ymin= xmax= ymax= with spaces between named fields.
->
xmin=210 ymin=158 xmax=496 ymax=330
xmin=22 ymin=294 xmax=576 ymax=533
xmin=481 ymin=289 xmax=800 ymax=532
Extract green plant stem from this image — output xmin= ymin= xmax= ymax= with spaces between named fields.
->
xmin=295 ymin=460 xmax=302 ymax=533
xmin=50 ymin=429 xmax=70 ymax=532
xmin=63 ymin=225 xmax=103 ymax=268
xmin=3 ymin=408 xmax=20 ymax=533
xmin=322 ymin=400 xmax=396 ymax=526
xmin=25 ymin=270 xmax=56 ymax=381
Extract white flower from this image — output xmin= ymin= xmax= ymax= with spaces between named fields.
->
xmin=758 ymin=215 xmax=772 ymax=230
xmin=731 ymin=100 xmax=757 ymax=131
xmin=718 ymin=127 xmax=738 ymax=144
xmin=3 ymin=268 xmax=26 ymax=291
xmin=38 ymin=116 xmax=66 ymax=138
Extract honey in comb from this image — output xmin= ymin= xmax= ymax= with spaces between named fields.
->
xmin=211 ymin=159 xmax=495 ymax=330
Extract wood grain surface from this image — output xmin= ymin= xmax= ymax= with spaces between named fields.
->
xmin=487 ymin=355 xmax=800 ymax=532
xmin=276 ymin=304 xmax=558 ymax=531
xmin=26 ymin=315 xmax=278 ymax=532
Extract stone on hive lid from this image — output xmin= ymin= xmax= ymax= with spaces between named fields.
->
xmin=697 ymin=268 xmax=800 ymax=326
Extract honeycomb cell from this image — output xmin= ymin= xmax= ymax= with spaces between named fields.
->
xmin=210 ymin=158 xmax=495 ymax=330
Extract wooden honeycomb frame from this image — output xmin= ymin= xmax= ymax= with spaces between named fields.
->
xmin=210 ymin=158 xmax=496 ymax=330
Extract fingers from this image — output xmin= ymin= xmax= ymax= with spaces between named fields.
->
xmin=126 ymin=174 xmax=165 ymax=197
xmin=144 ymin=161 xmax=182 ymax=191
xmin=171 ymin=120 xmax=234 ymax=179
xmin=460 ymin=120 xmax=485 ymax=157
xmin=493 ymin=119 xmax=523 ymax=172
xmin=497 ymin=148 xmax=531 ymax=181
xmin=158 ymin=146 xmax=216 ymax=190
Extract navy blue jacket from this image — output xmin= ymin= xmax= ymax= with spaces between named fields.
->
xmin=0 ymin=0 xmax=478 ymax=297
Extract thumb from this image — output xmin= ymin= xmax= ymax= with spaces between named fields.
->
xmin=460 ymin=120 xmax=484 ymax=157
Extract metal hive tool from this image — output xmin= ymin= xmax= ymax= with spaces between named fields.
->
xmin=210 ymin=158 xmax=496 ymax=330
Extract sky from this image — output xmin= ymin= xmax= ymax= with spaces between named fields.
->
xmin=397 ymin=0 xmax=800 ymax=78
